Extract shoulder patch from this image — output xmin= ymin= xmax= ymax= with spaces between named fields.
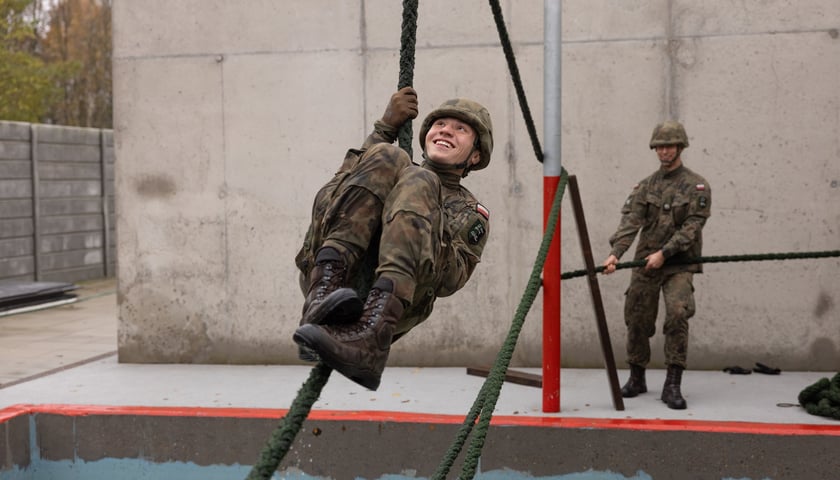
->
xmin=476 ymin=203 xmax=490 ymax=220
xmin=468 ymin=220 xmax=486 ymax=245
xmin=696 ymin=184 xmax=706 ymax=191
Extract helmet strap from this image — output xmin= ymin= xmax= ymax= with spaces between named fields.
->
xmin=421 ymin=146 xmax=476 ymax=177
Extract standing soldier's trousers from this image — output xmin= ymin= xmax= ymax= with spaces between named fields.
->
xmin=623 ymin=269 xmax=696 ymax=368
xmin=296 ymin=143 xmax=445 ymax=335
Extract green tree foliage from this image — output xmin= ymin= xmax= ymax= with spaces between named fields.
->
xmin=0 ymin=0 xmax=112 ymax=128
xmin=0 ymin=0 xmax=66 ymax=122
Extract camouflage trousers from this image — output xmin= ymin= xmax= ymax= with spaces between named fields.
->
xmin=295 ymin=143 xmax=444 ymax=335
xmin=623 ymin=269 xmax=696 ymax=369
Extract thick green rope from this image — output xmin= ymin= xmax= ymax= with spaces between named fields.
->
xmin=433 ymin=170 xmax=569 ymax=480
xmin=798 ymin=373 xmax=840 ymax=420
xmin=561 ymin=250 xmax=840 ymax=279
xmin=246 ymin=5 xmax=419 ymax=478
xmin=397 ymin=0 xmax=418 ymax=157
xmin=245 ymin=364 xmax=332 ymax=479
xmin=488 ymin=0 xmax=543 ymax=163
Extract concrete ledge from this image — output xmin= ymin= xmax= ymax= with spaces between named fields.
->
xmin=2 ymin=404 xmax=839 ymax=480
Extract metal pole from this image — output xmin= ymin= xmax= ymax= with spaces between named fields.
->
xmin=30 ymin=124 xmax=42 ymax=281
xmin=542 ymin=0 xmax=562 ymax=413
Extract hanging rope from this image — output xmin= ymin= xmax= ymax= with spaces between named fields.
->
xmin=245 ymin=364 xmax=332 ymax=479
xmin=444 ymin=170 xmax=569 ymax=480
xmin=488 ymin=0 xmax=543 ymax=163
xmin=397 ymin=0 xmax=418 ymax=157
xmin=247 ymin=5 xmax=420 ymax=478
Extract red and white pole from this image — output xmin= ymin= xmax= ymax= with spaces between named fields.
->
xmin=542 ymin=0 xmax=563 ymax=413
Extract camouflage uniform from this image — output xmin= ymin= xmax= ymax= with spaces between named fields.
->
xmin=295 ymin=121 xmax=490 ymax=338
xmin=609 ymin=164 xmax=711 ymax=368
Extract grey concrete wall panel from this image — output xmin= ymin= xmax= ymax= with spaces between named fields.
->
xmin=113 ymin=54 xmax=230 ymax=363
xmin=0 ymin=160 xmax=31 ymax=179
xmin=0 ymin=120 xmax=115 ymax=284
xmin=0 ymin=219 xmax=32 ymax=239
xmin=0 ymin=238 xmax=33 ymax=257
xmin=0 ymin=199 xmax=31 ymax=217
xmin=4 ymin=411 xmax=840 ymax=480
xmin=0 ymin=121 xmax=29 ymax=141
xmin=0 ymin=257 xmax=33 ymax=278
xmin=113 ymin=1 xmax=840 ymax=368
xmin=35 ymin=124 xmax=101 ymax=146
xmin=0 ymin=180 xmax=32 ymax=199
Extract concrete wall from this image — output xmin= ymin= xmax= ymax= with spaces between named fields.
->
xmin=112 ymin=1 xmax=840 ymax=369
xmin=0 ymin=122 xmax=116 ymax=284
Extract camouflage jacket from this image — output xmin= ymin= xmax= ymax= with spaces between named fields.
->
xmin=609 ymin=164 xmax=711 ymax=274
xmin=356 ymin=121 xmax=490 ymax=334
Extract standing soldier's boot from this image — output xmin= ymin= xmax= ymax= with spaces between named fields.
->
xmin=293 ymin=277 xmax=403 ymax=390
xmin=297 ymin=247 xmax=363 ymax=361
xmin=661 ymin=364 xmax=687 ymax=409
xmin=621 ymin=364 xmax=648 ymax=398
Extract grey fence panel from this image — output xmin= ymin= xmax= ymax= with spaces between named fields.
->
xmin=0 ymin=160 xmax=31 ymax=178
xmin=0 ymin=121 xmax=116 ymax=283
xmin=0 ymin=219 xmax=33 ymax=239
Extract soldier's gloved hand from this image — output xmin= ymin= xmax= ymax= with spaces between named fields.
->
xmin=381 ymin=87 xmax=419 ymax=128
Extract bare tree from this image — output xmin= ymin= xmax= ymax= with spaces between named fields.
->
xmin=41 ymin=0 xmax=112 ymax=127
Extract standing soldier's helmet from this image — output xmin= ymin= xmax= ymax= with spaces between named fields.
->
xmin=419 ymin=98 xmax=494 ymax=171
xmin=649 ymin=120 xmax=689 ymax=149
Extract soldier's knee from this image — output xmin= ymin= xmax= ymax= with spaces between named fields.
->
xmin=399 ymin=165 xmax=438 ymax=186
xmin=367 ymin=143 xmax=412 ymax=170
xmin=669 ymin=300 xmax=695 ymax=320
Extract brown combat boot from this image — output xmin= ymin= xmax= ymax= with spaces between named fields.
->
xmin=293 ymin=277 xmax=403 ymax=390
xmin=661 ymin=364 xmax=687 ymax=409
xmin=298 ymin=247 xmax=362 ymax=361
xmin=621 ymin=364 xmax=647 ymax=398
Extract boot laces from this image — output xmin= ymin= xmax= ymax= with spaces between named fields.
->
xmin=314 ymin=261 xmax=346 ymax=301
xmin=325 ymin=288 xmax=385 ymax=340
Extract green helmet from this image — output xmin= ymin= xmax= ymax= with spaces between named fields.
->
xmin=649 ymin=120 xmax=689 ymax=149
xmin=419 ymin=98 xmax=493 ymax=171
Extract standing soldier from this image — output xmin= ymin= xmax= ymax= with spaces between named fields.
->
xmin=292 ymin=87 xmax=493 ymax=391
xmin=602 ymin=121 xmax=711 ymax=410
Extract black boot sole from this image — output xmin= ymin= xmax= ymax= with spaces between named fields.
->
xmin=298 ymin=288 xmax=363 ymax=362
xmin=293 ymin=324 xmax=381 ymax=391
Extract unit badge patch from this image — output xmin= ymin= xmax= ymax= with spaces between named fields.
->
xmin=468 ymin=220 xmax=486 ymax=245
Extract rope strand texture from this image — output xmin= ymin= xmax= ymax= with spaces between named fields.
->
xmin=397 ymin=0 xmax=418 ymax=157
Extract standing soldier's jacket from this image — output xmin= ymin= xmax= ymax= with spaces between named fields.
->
xmin=609 ymin=165 xmax=711 ymax=274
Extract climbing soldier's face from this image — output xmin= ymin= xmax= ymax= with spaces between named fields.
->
xmin=424 ymin=117 xmax=481 ymax=169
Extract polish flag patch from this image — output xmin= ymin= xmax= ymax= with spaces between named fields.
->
xmin=696 ymin=184 xmax=706 ymax=191
xmin=476 ymin=203 xmax=490 ymax=220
